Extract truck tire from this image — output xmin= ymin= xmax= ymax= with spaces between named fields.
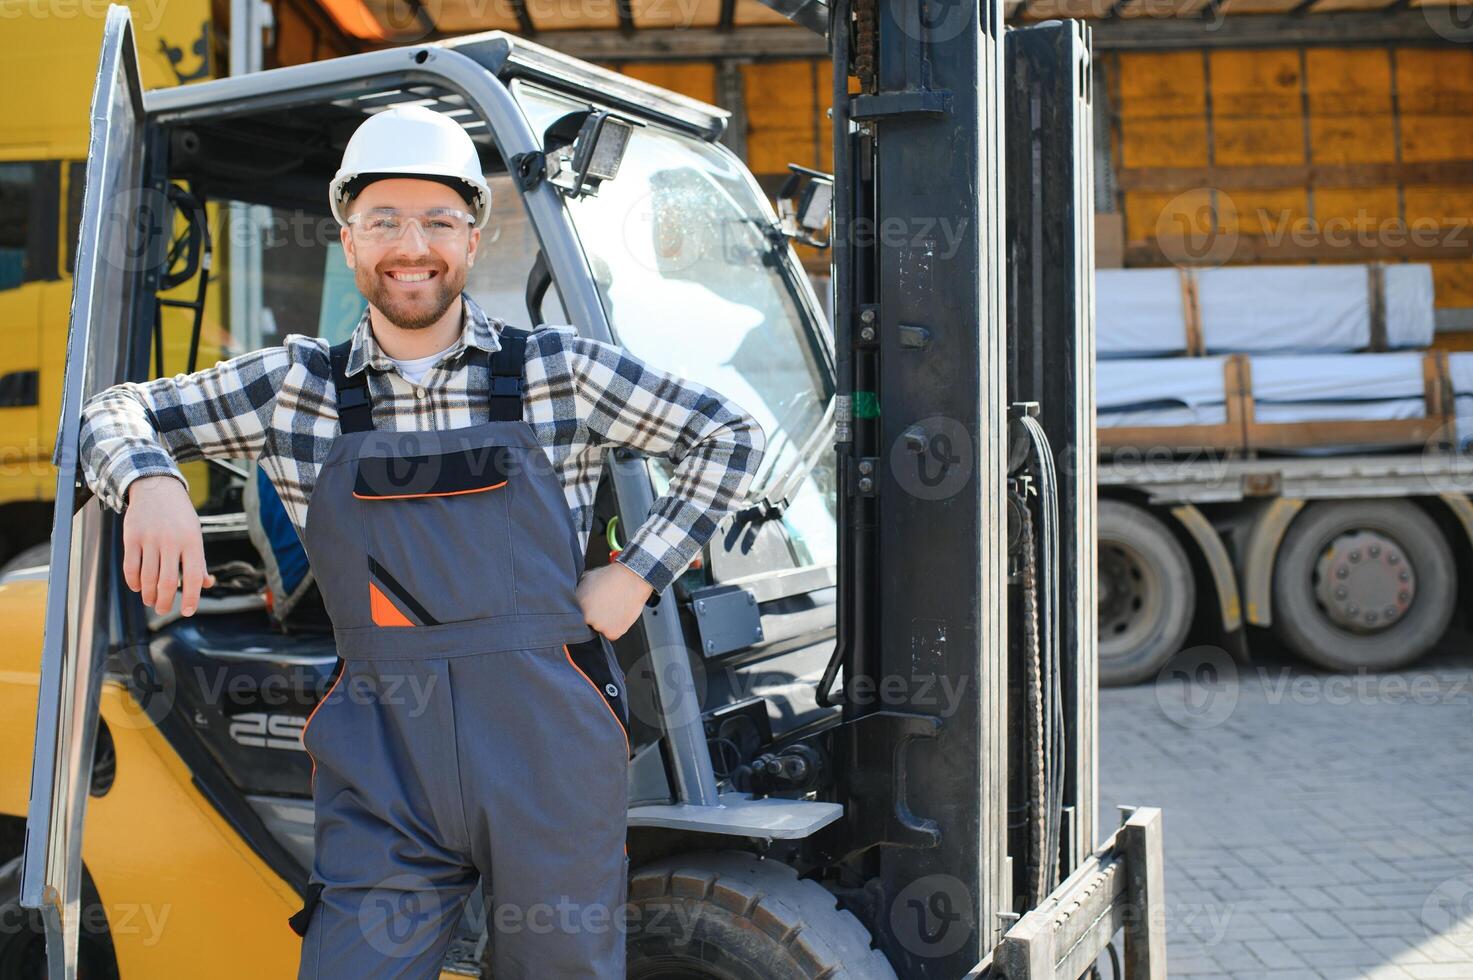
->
xmin=0 ymin=854 xmax=119 ymax=980
xmin=625 ymin=850 xmax=896 ymax=979
xmin=1097 ymin=500 xmax=1197 ymax=687
xmin=1272 ymin=500 xmax=1455 ymax=672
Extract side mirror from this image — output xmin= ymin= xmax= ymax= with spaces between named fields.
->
xmin=776 ymin=164 xmax=833 ymax=248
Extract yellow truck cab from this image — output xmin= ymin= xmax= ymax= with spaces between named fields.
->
xmin=0 ymin=0 xmax=220 ymax=565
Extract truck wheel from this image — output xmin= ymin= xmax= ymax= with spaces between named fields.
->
xmin=1272 ymin=500 xmax=1455 ymax=672
xmin=1097 ymin=500 xmax=1197 ymax=687
xmin=0 ymin=855 xmax=119 ymax=980
xmin=625 ymin=851 xmax=896 ymax=979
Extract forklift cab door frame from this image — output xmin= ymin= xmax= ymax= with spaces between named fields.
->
xmin=23 ymin=6 xmax=145 ymax=978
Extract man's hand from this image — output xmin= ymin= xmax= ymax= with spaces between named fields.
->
xmin=575 ymin=562 xmax=654 ymax=641
xmin=122 ymin=476 xmax=216 ymax=617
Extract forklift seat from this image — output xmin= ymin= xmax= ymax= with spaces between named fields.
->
xmin=244 ymin=463 xmax=330 ymax=632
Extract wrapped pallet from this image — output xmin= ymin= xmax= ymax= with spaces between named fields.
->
xmin=1096 ymin=263 xmax=1435 ymax=358
xmin=1452 ymin=353 xmax=1473 ymax=452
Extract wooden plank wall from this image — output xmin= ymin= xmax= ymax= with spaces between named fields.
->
xmin=625 ymin=46 xmax=1473 ymax=333
xmin=1104 ymin=45 xmax=1473 ymax=349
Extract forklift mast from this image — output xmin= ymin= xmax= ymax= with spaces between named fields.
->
xmin=810 ymin=0 xmax=1169 ymax=975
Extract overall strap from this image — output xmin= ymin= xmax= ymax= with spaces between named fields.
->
xmin=329 ymin=339 xmax=374 ymax=433
xmin=486 ymin=326 xmax=530 ymax=422
xmin=329 ymin=326 xmax=531 ymax=430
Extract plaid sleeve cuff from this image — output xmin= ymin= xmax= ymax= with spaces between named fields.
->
xmin=96 ymin=455 xmax=189 ymax=514
xmin=616 ymin=514 xmax=701 ymax=595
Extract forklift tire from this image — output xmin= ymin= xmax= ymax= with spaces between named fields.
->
xmin=0 ymin=542 xmax=49 ymax=578
xmin=625 ymin=851 xmax=897 ymax=979
xmin=0 ymin=855 xmax=119 ymax=980
xmin=1097 ymin=500 xmax=1197 ymax=687
xmin=1271 ymin=499 xmax=1456 ymax=672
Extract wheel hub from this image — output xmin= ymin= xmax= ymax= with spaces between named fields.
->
xmin=1313 ymin=529 xmax=1415 ymax=632
xmin=1098 ymin=543 xmax=1158 ymax=652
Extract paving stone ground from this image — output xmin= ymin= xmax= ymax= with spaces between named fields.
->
xmin=1098 ymin=632 xmax=1473 ymax=980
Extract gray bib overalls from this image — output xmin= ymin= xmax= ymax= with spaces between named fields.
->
xmin=288 ymin=328 xmax=632 ymax=978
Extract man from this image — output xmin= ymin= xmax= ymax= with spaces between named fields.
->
xmin=77 ymin=104 xmax=765 ymax=978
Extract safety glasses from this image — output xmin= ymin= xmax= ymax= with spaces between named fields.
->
xmin=346 ymin=207 xmax=476 ymax=244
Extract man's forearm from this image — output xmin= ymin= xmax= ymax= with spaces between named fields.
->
xmin=614 ymin=410 xmax=766 ymax=593
xmin=79 ymin=384 xmax=190 ymax=513
xmin=76 ymin=345 xmax=291 ymax=513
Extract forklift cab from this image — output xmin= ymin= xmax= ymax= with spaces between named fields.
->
xmin=27 ymin=7 xmax=846 ymax=976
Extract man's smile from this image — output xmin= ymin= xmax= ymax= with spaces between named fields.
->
xmin=385 ymin=269 xmax=437 ymax=284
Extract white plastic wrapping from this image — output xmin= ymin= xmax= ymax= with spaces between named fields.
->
xmin=1096 ymin=263 xmax=1437 ymax=357
xmin=1098 ymin=353 xmax=1439 ymax=433
xmin=1096 ymin=268 xmax=1188 ymax=358
xmin=1451 ymin=353 xmax=1473 ymax=450
xmin=1097 ymin=357 xmax=1229 ymax=428
xmin=1249 ymin=353 xmax=1428 ymax=406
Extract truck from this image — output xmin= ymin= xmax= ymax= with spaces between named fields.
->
xmin=1088 ymin=268 xmax=1473 ymax=685
xmin=1096 ymin=449 xmax=1473 ymax=684
xmin=0 ymin=0 xmax=222 ymax=569
xmin=16 ymin=3 xmax=1168 ymax=979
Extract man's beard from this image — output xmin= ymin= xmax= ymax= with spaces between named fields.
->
xmin=357 ymin=259 xmax=466 ymax=330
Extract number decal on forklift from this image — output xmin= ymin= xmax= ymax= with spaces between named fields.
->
xmin=229 ymin=712 xmax=308 ymax=750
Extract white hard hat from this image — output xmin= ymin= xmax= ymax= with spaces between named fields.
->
xmin=329 ymin=104 xmax=492 ymax=230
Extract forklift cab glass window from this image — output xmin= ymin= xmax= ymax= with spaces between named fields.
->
xmin=466 ymin=173 xmax=566 ymax=328
xmin=513 ymin=83 xmax=836 ymax=570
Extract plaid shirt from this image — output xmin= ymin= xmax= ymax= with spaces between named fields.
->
xmin=78 ymin=292 xmax=765 ymax=594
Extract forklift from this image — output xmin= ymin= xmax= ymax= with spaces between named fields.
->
xmin=19 ymin=0 xmax=1166 ymax=976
